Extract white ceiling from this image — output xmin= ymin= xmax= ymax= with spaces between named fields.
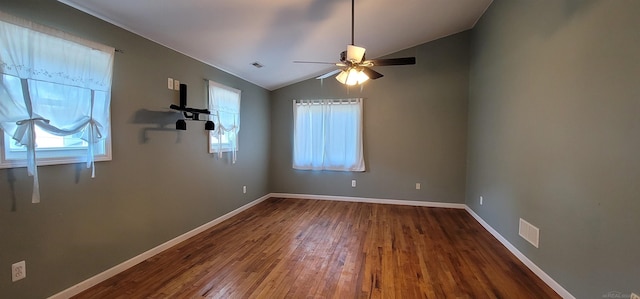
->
xmin=58 ymin=0 xmax=492 ymax=90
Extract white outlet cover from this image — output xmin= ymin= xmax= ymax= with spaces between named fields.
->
xmin=415 ymin=183 xmax=421 ymax=190
xmin=12 ymin=261 xmax=26 ymax=282
xmin=351 ymin=180 xmax=356 ymax=187
xmin=174 ymin=80 xmax=180 ymax=90
xmin=167 ymin=78 xmax=174 ymax=89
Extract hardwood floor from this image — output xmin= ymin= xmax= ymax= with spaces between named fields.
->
xmin=74 ymin=197 xmax=560 ymax=298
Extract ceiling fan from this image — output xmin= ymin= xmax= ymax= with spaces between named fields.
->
xmin=294 ymin=0 xmax=416 ymax=85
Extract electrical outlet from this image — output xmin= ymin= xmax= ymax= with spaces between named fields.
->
xmin=630 ymin=293 xmax=639 ymax=299
xmin=351 ymin=180 xmax=356 ymax=187
xmin=167 ymin=78 xmax=174 ymax=89
xmin=12 ymin=261 xmax=26 ymax=282
xmin=480 ymin=196 xmax=483 ymax=205
xmin=415 ymin=183 xmax=421 ymax=190
xmin=174 ymin=79 xmax=180 ymax=90
xmin=243 ymin=186 xmax=247 ymax=194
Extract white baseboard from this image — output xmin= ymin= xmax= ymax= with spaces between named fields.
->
xmin=270 ymin=193 xmax=467 ymax=209
xmin=48 ymin=194 xmax=271 ymax=299
xmin=48 ymin=193 xmax=573 ymax=299
xmin=464 ymin=207 xmax=575 ymax=299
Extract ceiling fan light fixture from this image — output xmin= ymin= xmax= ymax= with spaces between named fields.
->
xmin=336 ymin=68 xmax=369 ymax=86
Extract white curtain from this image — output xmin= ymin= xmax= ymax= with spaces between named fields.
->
xmin=0 ymin=11 xmax=114 ymax=203
xmin=208 ymin=80 xmax=240 ymax=163
xmin=293 ymin=99 xmax=365 ymax=172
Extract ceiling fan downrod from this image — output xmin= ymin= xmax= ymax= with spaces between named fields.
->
xmin=351 ymin=0 xmax=355 ymax=45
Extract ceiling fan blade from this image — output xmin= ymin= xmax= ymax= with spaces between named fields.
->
xmin=347 ymin=45 xmax=366 ymax=63
xmin=367 ymin=57 xmax=416 ymax=66
xmin=316 ymin=69 xmax=342 ymax=80
xmin=361 ymin=67 xmax=384 ymax=80
xmin=294 ymin=61 xmax=339 ymax=65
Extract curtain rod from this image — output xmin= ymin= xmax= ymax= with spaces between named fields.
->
xmin=294 ymin=98 xmax=363 ymax=104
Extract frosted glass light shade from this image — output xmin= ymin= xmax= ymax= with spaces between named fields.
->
xmin=335 ymin=68 xmax=369 ymax=85
xmin=353 ymin=69 xmax=369 ymax=85
xmin=336 ymin=70 xmax=349 ymax=84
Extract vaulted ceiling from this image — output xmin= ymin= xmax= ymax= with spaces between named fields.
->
xmin=59 ymin=0 xmax=492 ymax=90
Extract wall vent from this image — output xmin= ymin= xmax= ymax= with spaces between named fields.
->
xmin=519 ymin=218 xmax=540 ymax=248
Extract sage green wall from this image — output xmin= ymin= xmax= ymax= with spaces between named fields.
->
xmin=466 ymin=1 xmax=640 ymax=298
xmin=0 ymin=0 xmax=270 ymax=298
xmin=269 ymin=32 xmax=470 ymax=203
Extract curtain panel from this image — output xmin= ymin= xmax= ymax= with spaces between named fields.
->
xmin=207 ymin=80 xmax=241 ymax=163
xmin=0 ymin=11 xmax=114 ymax=203
xmin=293 ymin=98 xmax=365 ymax=172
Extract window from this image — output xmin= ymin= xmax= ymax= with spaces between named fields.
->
xmin=0 ymin=12 xmax=114 ymax=202
xmin=1 ymin=125 xmax=109 ymax=166
xmin=293 ymin=99 xmax=365 ymax=171
xmin=207 ymin=80 xmax=241 ymax=163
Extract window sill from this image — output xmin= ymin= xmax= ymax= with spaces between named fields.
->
xmin=0 ymin=154 xmax=112 ymax=169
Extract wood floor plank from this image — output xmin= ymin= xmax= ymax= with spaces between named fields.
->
xmin=73 ymin=198 xmax=561 ymax=299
